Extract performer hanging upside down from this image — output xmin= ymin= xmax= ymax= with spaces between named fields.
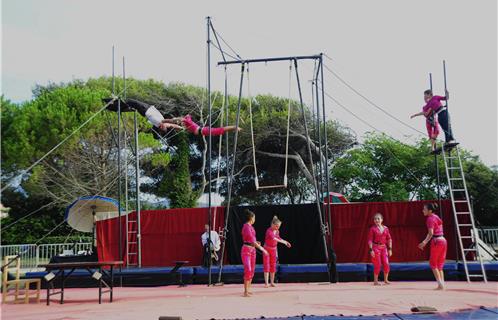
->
xmin=410 ymin=90 xmax=456 ymax=151
xmin=162 ymin=114 xmax=241 ymax=136
xmin=105 ymin=97 xmax=240 ymax=136
xmin=241 ymin=209 xmax=268 ymax=297
xmin=263 ymin=216 xmax=291 ymax=288
xmin=368 ymin=213 xmax=392 ymax=285
xmin=418 ymin=203 xmax=447 ymax=290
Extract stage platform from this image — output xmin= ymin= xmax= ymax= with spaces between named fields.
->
xmin=2 ymin=282 xmax=497 ymax=320
xmin=23 ymin=261 xmax=498 ymax=287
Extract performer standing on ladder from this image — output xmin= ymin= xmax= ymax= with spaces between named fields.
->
xmin=241 ymin=209 xmax=268 ymax=297
xmin=367 ymin=213 xmax=392 ymax=285
xmin=418 ymin=203 xmax=447 ymax=290
xmin=410 ymin=90 xmax=456 ymax=151
xmin=263 ymin=216 xmax=291 ymax=288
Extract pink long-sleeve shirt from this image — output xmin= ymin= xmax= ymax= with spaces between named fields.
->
xmin=264 ymin=227 xmax=282 ymax=248
xmin=422 ymin=96 xmax=447 ymax=115
xmin=426 ymin=214 xmax=444 ymax=236
xmin=368 ymin=225 xmax=392 ymax=247
xmin=242 ymin=223 xmax=257 ymax=244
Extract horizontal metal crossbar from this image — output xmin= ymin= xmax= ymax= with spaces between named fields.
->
xmin=218 ymin=54 xmax=322 ymax=65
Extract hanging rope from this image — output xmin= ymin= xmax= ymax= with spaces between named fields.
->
xmin=247 ymin=63 xmax=292 ymax=190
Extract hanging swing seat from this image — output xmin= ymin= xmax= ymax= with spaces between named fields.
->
xmin=248 ymin=63 xmax=292 ymax=191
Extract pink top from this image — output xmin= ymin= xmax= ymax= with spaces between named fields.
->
xmin=367 ymin=225 xmax=392 ymax=247
xmin=264 ymin=227 xmax=282 ymax=248
xmin=426 ymin=214 xmax=444 ymax=236
xmin=242 ymin=223 xmax=257 ymax=244
xmin=422 ymin=96 xmax=447 ymax=115
xmin=182 ymin=114 xmax=200 ymax=134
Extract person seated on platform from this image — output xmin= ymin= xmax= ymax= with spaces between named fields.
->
xmin=201 ymin=224 xmax=221 ymax=267
xmin=410 ymin=90 xmax=456 ymax=150
xmin=367 ymin=213 xmax=392 ymax=285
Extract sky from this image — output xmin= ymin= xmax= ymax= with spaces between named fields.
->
xmin=2 ymin=0 xmax=497 ymax=166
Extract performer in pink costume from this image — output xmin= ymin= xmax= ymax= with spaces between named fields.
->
xmin=263 ymin=216 xmax=291 ymax=288
xmin=410 ymin=89 xmax=453 ymax=151
xmin=418 ymin=203 xmax=447 ymax=290
xmin=367 ymin=213 xmax=392 ymax=285
xmin=162 ymin=114 xmax=240 ymax=136
xmin=241 ymin=209 xmax=268 ymax=297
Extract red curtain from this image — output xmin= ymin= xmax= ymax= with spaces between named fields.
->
xmin=97 ymin=201 xmax=458 ymax=266
xmin=329 ymin=200 xmax=457 ymax=263
xmin=96 ymin=207 xmax=225 ymax=267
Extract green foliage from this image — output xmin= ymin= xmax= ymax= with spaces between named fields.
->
xmin=2 ymin=77 xmax=495 ymax=246
xmin=161 ymin=131 xmax=197 ymax=208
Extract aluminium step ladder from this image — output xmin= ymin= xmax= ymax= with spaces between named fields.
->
xmin=441 ymin=144 xmax=487 ymax=282
xmin=126 ymin=214 xmax=139 ymax=267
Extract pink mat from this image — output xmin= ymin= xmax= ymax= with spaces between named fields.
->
xmin=2 ymin=282 xmax=497 ymax=320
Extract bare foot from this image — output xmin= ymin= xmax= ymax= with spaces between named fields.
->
xmin=243 ymin=292 xmax=250 ymax=297
xmin=384 ymin=280 xmax=391 ymax=285
xmin=247 ymin=291 xmax=253 ymax=295
xmin=434 ymin=285 xmax=444 ymax=290
xmin=264 ymin=284 xmax=269 ymax=288
xmin=270 ymin=283 xmax=277 ymax=287
xmin=373 ymin=282 xmax=381 ymax=286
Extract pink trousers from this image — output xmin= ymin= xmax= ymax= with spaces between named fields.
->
xmin=263 ymin=246 xmax=277 ymax=273
xmin=241 ymin=245 xmax=256 ymax=281
xmin=426 ymin=119 xmax=440 ymax=139
xmin=430 ymin=237 xmax=447 ymax=270
xmin=183 ymin=115 xmax=225 ymax=136
xmin=371 ymin=245 xmax=390 ymax=276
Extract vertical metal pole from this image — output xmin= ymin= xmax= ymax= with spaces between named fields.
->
xmin=123 ymin=57 xmax=129 ymax=266
xmin=217 ymin=63 xmax=245 ymax=284
xmin=442 ymin=60 xmax=454 ymax=139
xmin=314 ymin=66 xmax=324 ymax=222
xmin=314 ymin=64 xmax=323 ymax=206
xmin=118 ymin=102 xmax=122 ymax=266
xmin=430 ymin=73 xmax=443 ymax=218
xmin=206 ymin=16 xmax=213 ymax=286
xmin=224 ymin=66 xmax=230 ymax=238
xmin=112 ymin=46 xmax=115 ymax=94
xmin=112 ymin=46 xmax=123 ymax=270
xmin=443 ymin=61 xmax=448 ymax=108
xmin=294 ymin=59 xmax=329 ymax=262
xmin=320 ymin=56 xmax=332 ymax=250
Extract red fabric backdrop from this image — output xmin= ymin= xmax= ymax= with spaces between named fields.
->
xmin=328 ymin=200 xmax=457 ymax=263
xmin=97 ymin=201 xmax=457 ymax=266
xmin=97 ymin=207 xmax=225 ymax=267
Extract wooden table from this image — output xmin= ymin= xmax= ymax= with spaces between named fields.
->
xmin=38 ymin=261 xmax=123 ymax=305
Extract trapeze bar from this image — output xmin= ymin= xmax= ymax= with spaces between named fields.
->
xmin=218 ymin=54 xmax=322 ymax=66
